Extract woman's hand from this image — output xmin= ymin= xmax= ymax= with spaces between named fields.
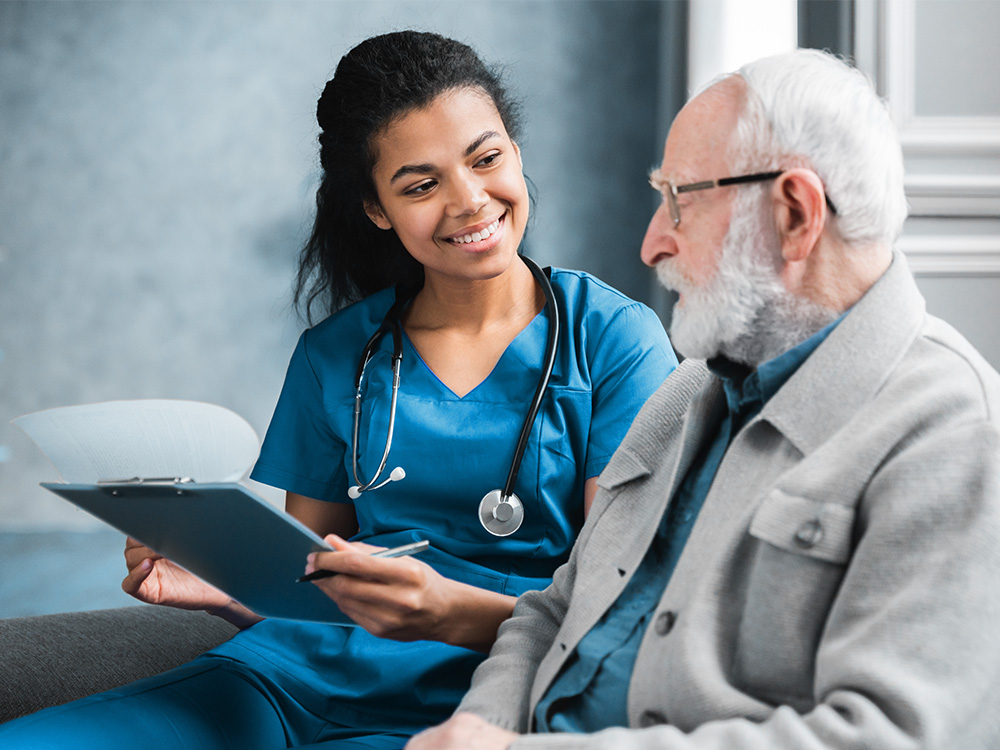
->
xmin=307 ymin=535 xmax=454 ymax=643
xmin=122 ymin=537 xmax=229 ymax=609
xmin=121 ymin=538 xmax=262 ymax=629
xmin=307 ymin=535 xmax=515 ymax=651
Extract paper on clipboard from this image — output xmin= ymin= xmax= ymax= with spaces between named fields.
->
xmin=13 ymin=400 xmax=350 ymax=624
xmin=13 ymin=399 xmax=261 ymax=485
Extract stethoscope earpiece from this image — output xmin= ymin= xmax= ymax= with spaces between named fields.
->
xmin=349 ymin=466 xmax=405 ymax=499
xmin=479 ymin=489 xmax=524 ymax=537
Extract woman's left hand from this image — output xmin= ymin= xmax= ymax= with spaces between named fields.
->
xmin=307 ymin=535 xmax=460 ymax=644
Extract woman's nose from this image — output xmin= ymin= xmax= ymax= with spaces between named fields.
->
xmin=640 ymin=202 xmax=678 ymax=268
xmin=448 ymin=172 xmax=489 ymax=216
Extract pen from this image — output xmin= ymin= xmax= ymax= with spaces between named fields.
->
xmin=296 ymin=540 xmax=430 ymax=583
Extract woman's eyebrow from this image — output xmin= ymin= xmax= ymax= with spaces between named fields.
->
xmin=390 ymin=163 xmax=435 ymax=184
xmin=389 ymin=131 xmax=503 ymax=185
xmin=464 ymin=130 xmax=501 ymax=156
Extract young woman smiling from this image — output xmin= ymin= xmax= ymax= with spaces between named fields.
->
xmin=0 ymin=31 xmax=676 ymax=750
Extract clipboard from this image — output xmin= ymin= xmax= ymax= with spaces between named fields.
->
xmin=41 ymin=480 xmax=352 ymax=624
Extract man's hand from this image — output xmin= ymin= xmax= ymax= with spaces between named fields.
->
xmin=405 ymin=712 xmax=518 ymax=750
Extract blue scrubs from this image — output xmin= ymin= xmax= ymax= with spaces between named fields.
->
xmin=0 ymin=268 xmax=676 ymax=749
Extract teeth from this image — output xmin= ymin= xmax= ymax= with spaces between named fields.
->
xmin=452 ymin=218 xmax=500 ymax=245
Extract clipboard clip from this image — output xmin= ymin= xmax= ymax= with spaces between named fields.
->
xmin=97 ymin=476 xmax=196 ymax=484
xmin=96 ymin=477 xmax=196 ymax=497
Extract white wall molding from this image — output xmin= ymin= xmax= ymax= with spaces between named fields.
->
xmin=905 ymin=174 xmax=1000 ymax=217
xmin=855 ymin=0 xmax=1000 ymax=363
xmin=882 ymin=0 xmax=1000 ymax=158
xmin=899 ymin=235 xmax=1000 ymax=276
xmin=899 ymin=120 xmax=1000 ymax=156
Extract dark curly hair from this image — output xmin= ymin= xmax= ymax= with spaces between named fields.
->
xmin=295 ymin=30 xmax=524 ymax=322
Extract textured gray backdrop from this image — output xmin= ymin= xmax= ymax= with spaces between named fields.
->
xmin=0 ymin=0 xmax=679 ymax=529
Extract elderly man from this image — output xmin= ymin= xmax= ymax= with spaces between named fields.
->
xmin=407 ymin=49 xmax=1000 ymax=749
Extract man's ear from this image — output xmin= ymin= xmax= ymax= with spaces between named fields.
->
xmin=363 ymin=200 xmax=392 ymax=231
xmin=772 ymin=169 xmax=828 ymax=263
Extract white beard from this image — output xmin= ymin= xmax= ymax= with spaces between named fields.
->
xmin=655 ymin=190 xmax=838 ymax=366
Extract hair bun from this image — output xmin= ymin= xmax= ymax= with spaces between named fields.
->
xmin=316 ymin=78 xmax=341 ymax=134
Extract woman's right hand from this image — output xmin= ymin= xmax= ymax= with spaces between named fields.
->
xmin=122 ymin=537 xmax=232 ymax=611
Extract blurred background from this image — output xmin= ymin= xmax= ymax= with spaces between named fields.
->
xmin=2 ymin=0 xmax=998 ymax=617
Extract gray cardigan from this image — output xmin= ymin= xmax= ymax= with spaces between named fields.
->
xmin=458 ymin=252 xmax=1000 ymax=749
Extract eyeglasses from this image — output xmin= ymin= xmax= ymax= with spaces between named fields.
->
xmin=651 ymin=169 xmax=838 ymax=228
xmin=651 ymin=170 xmax=783 ymax=228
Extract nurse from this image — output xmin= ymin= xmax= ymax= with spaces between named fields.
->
xmin=0 ymin=30 xmax=676 ymax=749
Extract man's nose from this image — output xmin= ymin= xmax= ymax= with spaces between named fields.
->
xmin=640 ymin=202 xmax=677 ymax=267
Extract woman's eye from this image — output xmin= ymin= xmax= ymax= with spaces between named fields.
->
xmin=404 ymin=180 xmax=436 ymax=196
xmin=475 ymin=152 xmax=500 ymax=168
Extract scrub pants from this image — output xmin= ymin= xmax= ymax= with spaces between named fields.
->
xmin=0 ymin=657 xmax=419 ymax=750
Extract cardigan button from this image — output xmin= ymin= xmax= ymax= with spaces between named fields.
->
xmin=655 ymin=610 xmax=676 ymax=636
xmin=639 ymin=709 xmax=668 ymax=727
xmin=794 ymin=519 xmax=823 ymax=548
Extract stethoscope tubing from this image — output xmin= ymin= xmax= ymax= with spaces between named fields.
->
xmin=349 ymin=255 xmax=560 ymax=533
xmin=498 ymin=256 xmax=559 ymax=502
xmin=351 ymin=302 xmax=406 ymax=496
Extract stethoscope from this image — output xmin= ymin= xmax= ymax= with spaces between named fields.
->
xmin=348 ymin=255 xmax=560 ymax=537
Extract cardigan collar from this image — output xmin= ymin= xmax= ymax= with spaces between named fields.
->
xmin=758 ymin=249 xmax=926 ymax=456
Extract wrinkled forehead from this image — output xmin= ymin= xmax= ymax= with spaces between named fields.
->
xmin=660 ymin=76 xmax=746 ymax=182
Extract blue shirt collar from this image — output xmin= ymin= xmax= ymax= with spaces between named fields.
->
xmin=708 ymin=313 xmax=846 ymax=419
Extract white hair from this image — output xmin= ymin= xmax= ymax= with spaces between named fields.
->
xmin=729 ymin=49 xmax=907 ymax=248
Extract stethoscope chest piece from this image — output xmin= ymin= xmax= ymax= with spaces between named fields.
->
xmin=479 ymin=489 xmax=524 ymax=537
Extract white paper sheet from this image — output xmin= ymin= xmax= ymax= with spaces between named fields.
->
xmin=12 ymin=400 xmax=260 ymax=484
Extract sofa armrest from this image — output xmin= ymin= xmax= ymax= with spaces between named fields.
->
xmin=0 ymin=605 xmax=238 ymax=723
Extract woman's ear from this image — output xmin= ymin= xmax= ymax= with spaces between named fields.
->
xmin=512 ymin=140 xmax=522 ymax=168
xmin=363 ymin=200 xmax=392 ymax=231
xmin=772 ymin=168 xmax=828 ymax=263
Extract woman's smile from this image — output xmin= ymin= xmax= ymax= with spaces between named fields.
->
xmin=442 ymin=213 xmax=505 ymax=251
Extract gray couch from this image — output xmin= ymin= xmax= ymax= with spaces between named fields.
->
xmin=0 ymin=605 xmax=238 ymax=723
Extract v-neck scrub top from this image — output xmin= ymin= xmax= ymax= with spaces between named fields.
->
xmin=210 ymin=267 xmax=677 ymax=732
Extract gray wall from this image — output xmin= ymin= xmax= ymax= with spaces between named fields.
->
xmin=0 ymin=0 xmax=670 ymax=529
